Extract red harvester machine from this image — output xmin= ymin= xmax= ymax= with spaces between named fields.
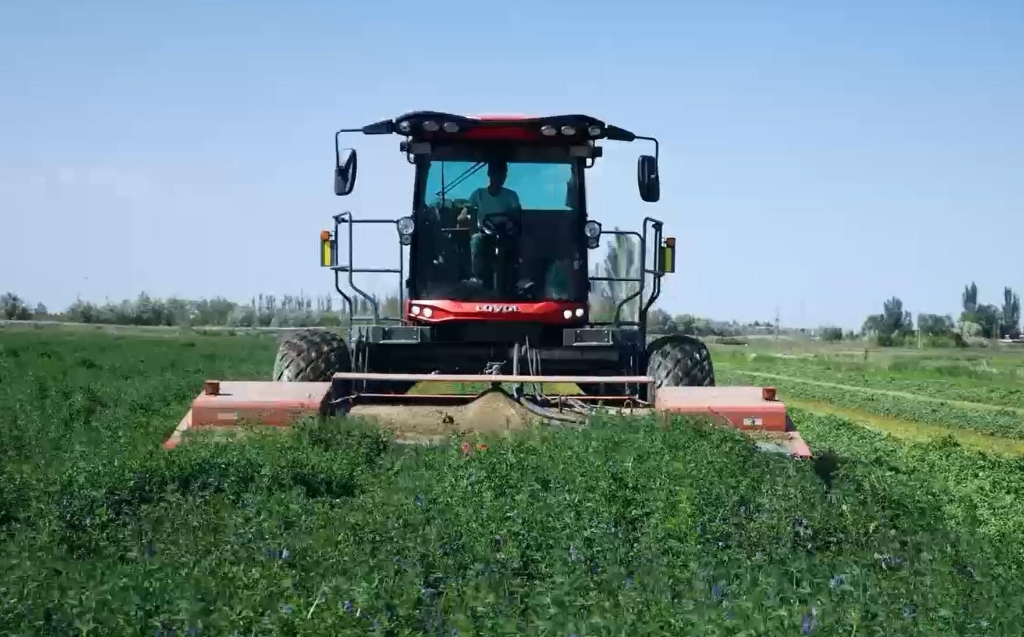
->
xmin=165 ymin=111 xmax=810 ymax=458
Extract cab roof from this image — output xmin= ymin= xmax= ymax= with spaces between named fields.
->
xmin=357 ymin=111 xmax=638 ymax=144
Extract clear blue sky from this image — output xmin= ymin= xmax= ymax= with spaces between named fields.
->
xmin=2 ymin=0 xmax=1021 ymax=330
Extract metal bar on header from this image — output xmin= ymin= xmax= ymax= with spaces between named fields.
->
xmin=333 ymin=372 xmax=655 ymax=385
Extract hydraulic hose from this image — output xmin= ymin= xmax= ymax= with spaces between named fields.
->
xmin=517 ymin=395 xmax=588 ymax=424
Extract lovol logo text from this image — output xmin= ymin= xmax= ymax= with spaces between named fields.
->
xmin=476 ymin=304 xmax=520 ymax=313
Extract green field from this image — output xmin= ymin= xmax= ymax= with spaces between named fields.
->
xmin=2 ymin=328 xmax=1024 ymax=635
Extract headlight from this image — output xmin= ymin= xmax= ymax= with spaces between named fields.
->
xmin=584 ymin=220 xmax=601 ymax=238
xmin=397 ymin=216 xmax=415 ymax=235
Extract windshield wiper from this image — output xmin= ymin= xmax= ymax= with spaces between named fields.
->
xmin=435 ymin=161 xmax=485 ymax=203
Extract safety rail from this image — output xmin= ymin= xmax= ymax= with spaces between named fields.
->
xmin=588 ymin=217 xmax=666 ymax=336
xmin=324 ymin=211 xmax=669 ymax=342
xmin=329 ymin=211 xmax=405 ymax=330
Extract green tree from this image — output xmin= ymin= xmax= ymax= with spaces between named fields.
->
xmin=593 ymin=230 xmax=641 ymax=323
xmin=917 ymin=313 xmax=954 ymax=337
xmin=1 ymin=293 xmax=31 ymax=320
xmin=862 ymin=296 xmax=913 ymax=345
xmin=1002 ymin=287 xmax=1021 ymax=338
xmin=962 ymin=282 xmax=978 ymax=314
xmin=956 ymin=281 xmax=1001 ymax=339
xmin=819 ymin=326 xmax=843 ymax=342
xmin=974 ymin=304 xmax=1000 ymax=339
xmin=646 ymin=308 xmax=677 ymax=334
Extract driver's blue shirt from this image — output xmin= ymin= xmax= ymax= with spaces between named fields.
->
xmin=470 ymin=187 xmax=521 ymax=219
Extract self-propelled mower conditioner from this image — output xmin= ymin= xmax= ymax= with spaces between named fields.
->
xmin=164 ymin=111 xmax=810 ymax=458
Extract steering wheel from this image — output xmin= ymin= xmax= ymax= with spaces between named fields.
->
xmin=480 ymin=212 xmax=519 ymax=237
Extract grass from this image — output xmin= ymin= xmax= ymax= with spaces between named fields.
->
xmin=2 ymin=327 xmax=1024 ymax=634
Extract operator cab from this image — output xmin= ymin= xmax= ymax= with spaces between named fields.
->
xmin=325 ymin=111 xmax=665 ymax=330
xmin=413 ymin=147 xmax=586 ymax=304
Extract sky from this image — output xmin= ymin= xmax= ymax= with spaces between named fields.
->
xmin=1 ymin=0 xmax=1022 ymax=330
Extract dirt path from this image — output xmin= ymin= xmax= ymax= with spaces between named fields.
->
xmin=725 ymin=368 xmax=1024 ymax=415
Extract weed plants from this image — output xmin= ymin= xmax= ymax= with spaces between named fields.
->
xmin=1 ymin=329 xmax=1022 ymax=634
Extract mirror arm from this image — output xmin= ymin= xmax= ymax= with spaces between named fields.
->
xmin=334 ymin=128 xmax=365 ymax=167
xmin=634 ymin=135 xmax=659 ymax=163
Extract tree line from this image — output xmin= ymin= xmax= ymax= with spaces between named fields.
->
xmin=4 ymin=227 xmax=1019 ymax=348
xmin=851 ymin=281 xmax=1021 ymax=346
xmin=0 ymin=291 xmax=356 ymax=328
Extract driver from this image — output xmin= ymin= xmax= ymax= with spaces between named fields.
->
xmin=467 ymin=161 xmax=522 ymax=283
xmin=468 ymin=160 xmax=521 ymax=218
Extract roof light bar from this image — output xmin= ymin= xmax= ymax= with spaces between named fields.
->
xmin=383 ymin=113 xmax=633 ymax=145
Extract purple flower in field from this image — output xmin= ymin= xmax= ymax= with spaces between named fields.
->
xmin=343 ymin=600 xmax=353 ymax=613
xmin=792 ymin=517 xmax=812 ymax=538
xmin=414 ymin=494 xmax=424 ymax=507
xmin=568 ymin=544 xmax=579 ymax=562
xmin=874 ymin=553 xmax=904 ymax=569
xmin=800 ymin=612 xmax=813 ymax=634
xmin=711 ymin=584 xmax=723 ymax=601
xmin=902 ymin=604 xmax=917 ymax=620
xmin=829 ymin=574 xmax=846 ymax=589
xmin=280 ymin=604 xmax=293 ymax=615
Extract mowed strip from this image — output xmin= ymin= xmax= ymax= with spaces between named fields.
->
xmin=725 ymin=368 xmax=1024 ymax=415
xmin=787 ymin=399 xmax=1024 ymax=457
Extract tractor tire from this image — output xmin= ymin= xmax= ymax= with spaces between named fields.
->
xmin=644 ymin=334 xmax=715 ymax=389
xmin=273 ymin=329 xmax=352 ymax=382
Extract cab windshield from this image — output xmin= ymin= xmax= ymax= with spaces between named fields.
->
xmin=412 ymin=159 xmax=586 ymax=302
xmin=427 ymin=160 xmax=575 ymax=210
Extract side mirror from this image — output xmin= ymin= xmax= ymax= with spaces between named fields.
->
xmin=334 ymin=148 xmax=358 ymax=196
xmin=637 ymin=154 xmax=660 ymax=203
